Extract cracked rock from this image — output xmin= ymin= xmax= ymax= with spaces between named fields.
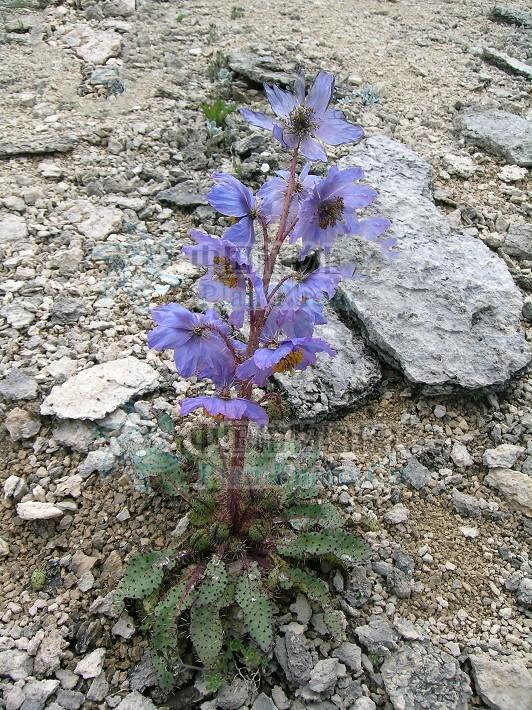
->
xmin=41 ymin=357 xmax=159 ymax=420
xmin=333 ymin=136 xmax=530 ymax=391
xmin=381 ymin=642 xmax=472 ymax=709
xmin=470 ymin=653 xmax=532 ymax=710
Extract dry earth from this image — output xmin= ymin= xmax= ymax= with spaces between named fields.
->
xmin=0 ymin=1 xmax=531 ymax=709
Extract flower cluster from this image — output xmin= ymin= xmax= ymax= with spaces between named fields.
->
xmin=148 ymin=71 xmax=395 ymax=432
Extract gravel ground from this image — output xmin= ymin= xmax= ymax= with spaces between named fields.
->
xmin=0 ymin=1 xmax=531 ymax=709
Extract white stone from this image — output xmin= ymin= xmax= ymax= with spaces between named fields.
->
xmin=4 ymin=475 xmax=28 ymax=501
xmin=498 ymin=165 xmax=528 ymax=183
xmin=53 ymin=419 xmax=96 ymax=452
xmin=63 ymin=26 xmax=122 ymax=65
xmin=75 ymin=648 xmax=106 ymax=679
xmin=115 ymin=691 xmax=158 ymax=710
xmin=62 ymin=200 xmax=122 ymax=240
xmin=384 ymin=503 xmax=409 ymax=525
xmin=34 ymin=630 xmax=65 ymax=675
xmin=470 ymin=653 xmax=532 ymax=710
xmin=442 ymin=153 xmax=477 ymax=178
xmin=334 ymin=137 xmax=530 ymax=391
xmin=112 ymin=614 xmax=135 ymax=639
xmin=483 ymin=444 xmax=524 ymax=469
xmin=16 ymin=501 xmax=63 ymax=520
xmin=0 ymin=213 xmax=27 ymax=242
xmin=459 ymin=526 xmax=479 ymax=538
xmin=79 ymin=449 xmax=116 ymax=477
xmin=308 ymin=658 xmax=340 ymax=694
xmin=41 ymin=357 xmax=159 ymax=420
xmin=0 ymin=649 xmax=33 ymax=680
xmin=1 ymin=302 xmax=35 ymax=328
xmin=5 ymin=407 xmax=40 ymax=440
xmin=484 ymin=468 xmax=532 ymax=515
xmin=55 ymin=474 xmax=83 ymax=498
xmin=451 ymin=442 xmax=473 ymax=468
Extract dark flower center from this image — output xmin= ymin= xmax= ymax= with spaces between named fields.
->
xmin=318 ymin=196 xmax=345 ymax=229
xmin=213 ymin=256 xmax=239 ymax=288
xmin=287 ymin=105 xmax=317 ymax=138
xmin=273 ymin=348 xmax=305 ymax=373
xmin=193 ymin=325 xmax=206 ymax=336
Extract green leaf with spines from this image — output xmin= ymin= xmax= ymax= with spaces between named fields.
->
xmin=278 ymin=565 xmax=331 ymax=607
xmin=235 ymin=566 xmax=273 ymax=652
xmin=217 ymin=581 xmax=235 ymax=609
xmin=323 ymin=607 xmax=346 ymax=640
xmin=196 ymin=557 xmax=228 ymax=607
xmin=285 ymin=502 xmax=344 ymax=530
xmin=157 ymin=412 xmax=175 ymax=435
xmin=151 ymin=580 xmax=195 ymax=655
xmin=131 ymin=448 xmax=188 ymax=496
xmin=115 ymin=551 xmax=173 ymax=607
xmin=190 ymin=604 xmax=223 ymax=667
xmin=277 ymin=529 xmax=367 ymax=560
xmin=279 ymin=481 xmax=320 ymax=505
xmin=151 ymin=653 xmax=176 ymax=692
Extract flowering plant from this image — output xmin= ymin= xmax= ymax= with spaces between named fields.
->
xmin=116 ymin=71 xmax=395 ymax=688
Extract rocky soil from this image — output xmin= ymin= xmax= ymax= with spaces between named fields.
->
xmin=1 ymin=0 xmax=531 ymax=709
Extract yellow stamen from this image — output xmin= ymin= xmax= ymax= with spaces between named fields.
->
xmin=273 ymin=349 xmax=305 ymax=373
xmin=201 ymin=407 xmax=225 ymax=421
xmin=213 ymin=256 xmax=239 ymax=288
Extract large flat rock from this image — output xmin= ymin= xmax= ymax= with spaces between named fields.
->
xmin=332 ymin=136 xmax=530 ymax=392
xmin=41 ymin=357 xmax=159 ymax=420
xmin=274 ymin=310 xmax=381 ymax=422
xmin=470 ymin=653 xmax=532 ymax=710
xmin=457 ymin=107 xmax=532 ymax=166
xmin=381 ymin=642 xmax=472 ymax=710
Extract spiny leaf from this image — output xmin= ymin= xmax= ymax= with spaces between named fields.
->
xmin=279 ymin=480 xmax=320 ymax=505
xmin=323 ymin=607 xmax=346 ymax=640
xmin=151 ymin=653 xmax=175 ymax=692
xmin=235 ymin=567 xmax=273 ymax=652
xmin=217 ymin=580 xmax=235 ymax=609
xmin=285 ymin=502 xmax=344 ymax=530
xmin=190 ymin=604 xmax=223 ymax=667
xmin=151 ymin=580 xmax=195 ymax=655
xmin=196 ymin=556 xmax=228 ymax=607
xmin=131 ymin=448 xmax=189 ymax=496
xmin=115 ymin=551 xmax=173 ymax=606
xmin=278 ymin=565 xmax=330 ymax=607
xmin=157 ymin=412 xmax=175 ymax=434
xmin=277 ymin=529 xmax=367 ymax=560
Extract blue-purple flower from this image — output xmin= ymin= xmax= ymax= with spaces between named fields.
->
xmin=207 ymin=173 xmax=257 ymax=247
xmin=181 ymin=396 xmax=268 ymax=426
xmin=183 ymin=229 xmax=265 ymax=327
xmin=262 ymin=300 xmax=327 ymax=342
xmin=148 ymin=304 xmax=230 ymax=378
xmin=196 ymin=339 xmax=244 ymax=389
xmin=294 ymin=166 xmax=380 ymax=254
xmin=241 ymin=71 xmax=363 ymax=162
xmin=236 ymin=337 xmax=336 ymax=386
xmin=282 ymin=267 xmax=343 ymax=306
xmin=258 ymin=163 xmax=319 ymax=225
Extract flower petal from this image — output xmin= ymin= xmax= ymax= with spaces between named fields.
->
xmin=294 ymin=70 xmax=306 ymax=103
xmin=240 ymin=107 xmax=275 ymax=130
xmin=314 ymin=111 xmax=364 ymax=145
xmin=148 ymin=325 xmax=191 ymax=351
xmin=300 ymin=136 xmax=328 ymax=162
xmin=358 ymin=216 xmax=392 ymax=240
xmin=306 ymin=71 xmax=334 ymax=116
xmin=207 ymin=173 xmax=255 ymax=217
xmin=223 ymin=216 xmax=255 ymax=248
xmin=264 ymin=83 xmax=298 ymax=118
